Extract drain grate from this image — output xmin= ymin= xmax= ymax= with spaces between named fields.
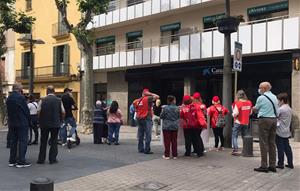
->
xmin=130 ymin=181 xmax=168 ymax=191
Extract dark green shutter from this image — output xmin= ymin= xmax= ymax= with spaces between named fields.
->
xmin=126 ymin=31 xmax=143 ymax=38
xmin=247 ymin=1 xmax=288 ymax=16
xmin=53 ymin=46 xmax=58 ymax=76
xmin=63 ymin=44 xmax=70 ymax=74
xmin=95 ymin=36 xmax=115 ymax=44
xmin=160 ymin=23 xmax=181 ymax=32
xmin=203 ymin=13 xmax=225 ymax=24
xmin=21 ymin=52 xmax=25 ymax=78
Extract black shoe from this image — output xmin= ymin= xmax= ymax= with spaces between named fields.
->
xmin=49 ymin=160 xmax=58 ymax=164
xmin=138 ymin=150 xmax=144 ymax=153
xmin=27 ymin=142 xmax=32 ymax=145
xmin=197 ymin=153 xmax=204 ymax=157
xmin=254 ymin=167 xmax=268 ymax=173
xmin=8 ymin=162 xmax=17 ymax=167
xmin=184 ymin=153 xmax=191 ymax=157
xmin=144 ymin=151 xmax=153 ymax=154
xmin=16 ymin=161 xmax=32 ymax=168
xmin=285 ymin=165 xmax=294 ymax=169
xmin=276 ymin=165 xmax=284 ymax=169
xmin=268 ymin=167 xmax=276 ymax=173
xmin=107 ymin=142 xmax=111 ymax=145
xmin=37 ymin=160 xmax=45 ymax=164
xmin=114 ymin=142 xmax=120 ymax=145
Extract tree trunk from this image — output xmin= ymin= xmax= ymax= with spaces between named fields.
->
xmin=81 ymin=48 xmax=94 ymax=134
xmin=0 ymin=71 xmax=6 ymax=129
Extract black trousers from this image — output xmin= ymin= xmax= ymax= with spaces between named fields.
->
xmin=184 ymin=128 xmax=202 ymax=156
xmin=38 ymin=128 xmax=59 ymax=163
xmin=93 ymin=123 xmax=104 ymax=144
xmin=29 ymin=115 xmax=38 ymax=142
xmin=213 ymin=128 xmax=224 ymax=148
xmin=192 ymin=128 xmax=204 ymax=154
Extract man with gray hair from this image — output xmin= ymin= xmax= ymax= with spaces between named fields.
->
xmin=37 ymin=85 xmax=65 ymax=164
xmin=253 ymin=82 xmax=278 ymax=173
xmin=7 ymin=83 xmax=31 ymax=168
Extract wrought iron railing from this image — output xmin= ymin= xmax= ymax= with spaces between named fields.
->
xmin=52 ymin=22 xmax=69 ymax=37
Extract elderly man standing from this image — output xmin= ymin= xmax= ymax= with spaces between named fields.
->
xmin=7 ymin=83 xmax=31 ymax=168
xmin=253 ymin=82 xmax=278 ymax=173
xmin=37 ymin=86 xmax=65 ymax=164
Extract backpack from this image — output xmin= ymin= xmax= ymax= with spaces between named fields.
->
xmin=184 ymin=104 xmax=199 ymax=128
xmin=214 ymin=106 xmax=226 ymax=128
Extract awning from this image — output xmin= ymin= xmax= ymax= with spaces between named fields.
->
xmin=126 ymin=31 xmax=143 ymax=38
xmin=203 ymin=13 xmax=225 ymax=24
xmin=247 ymin=1 xmax=288 ymax=16
xmin=160 ymin=22 xmax=181 ymax=32
xmin=95 ymin=36 xmax=115 ymax=44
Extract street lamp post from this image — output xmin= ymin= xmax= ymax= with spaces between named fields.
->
xmin=18 ymin=34 xmax=44 ymax=95
xmin=216 ymin=0 xmax=240 ymax=148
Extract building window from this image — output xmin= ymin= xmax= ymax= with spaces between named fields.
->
xmin=247 ymin=1 xmax=288 ymax=22
xmin=95 ymin=36 xmax=115 ymax=56
xmin=127 ymin=0 xmax=144 ymax=7
xmin=108 ymin=0 xmax=117 ymax=12
xmin=126 ymin=31 xmax=143 ymax=50
xmin=160 ymin=23 xmax=181 ymax=45
xmin=21 ymin=52 xmax=31 ymax=79
xmin=203 ymin=13 xmax=225 ymax=29
xmin=26 ymin=0 xmax=32 ymax=11
xmin=53 ymin=44 xmax=69 ymax=76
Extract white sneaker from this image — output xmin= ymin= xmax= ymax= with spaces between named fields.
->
xmin=162 ymin=155 xmax=170 ymax=160
xmin=68 ymin=137 xmax=76 ymax=142
xmin=173 ymin=157 xmax=178 ymax=160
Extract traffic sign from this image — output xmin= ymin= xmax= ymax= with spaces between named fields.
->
xmin=233 ymin=42 xmax=242 ymax=72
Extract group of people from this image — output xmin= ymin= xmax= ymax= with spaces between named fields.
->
xmin=6 ymin=83 xmax=78 ymax=168
xmin=132 ymin=82 xmax=294 ymax=173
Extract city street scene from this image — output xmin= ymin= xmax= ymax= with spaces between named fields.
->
xmin=0 ymin=0 xmax=300 ymax=191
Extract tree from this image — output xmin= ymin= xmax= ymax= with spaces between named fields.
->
xmin=54 ymin=0 xmax=109 ymax=133
xmin=0 ymin=0 xmax=35 ymax=127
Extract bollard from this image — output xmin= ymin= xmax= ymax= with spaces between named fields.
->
xmin=30 ymin=177 xmax=53 ymax=191
xmin=242 ymin=136 xmax=253 ymax=157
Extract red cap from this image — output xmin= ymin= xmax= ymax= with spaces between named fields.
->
xmin=193 ymin=92 xmax=201 ymax=99
xmin=183 ymin=95 xmax=191 ymax=102
xmin=212 ymin=96 xmax=220 ymax=102
xmin=142 ymin=88 xmax=149 ymax=94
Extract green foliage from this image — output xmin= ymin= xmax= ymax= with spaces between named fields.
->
xmin=76 ymin=0 xmax=110 ymax=15
xmin=0 ymin=0 xmax=35 ymax=56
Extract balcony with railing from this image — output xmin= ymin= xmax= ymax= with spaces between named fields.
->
xmin=52 ymin=22 xmax=69 ymax=39
xmin=16 ymin=64 xmax=71 ymax=82
xmin=92 ymin=16 xmax=300 ymax=70
xmin=87 ymin=0 xmax=212 ymax=30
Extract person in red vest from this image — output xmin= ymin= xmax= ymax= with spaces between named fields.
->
xmin=232 ymin=90 xmax=252 ymax=155
xmin=207 ymin=96 xmax=229 ymax=151
xmin=133 ymin=88 xmax=159 ymax=154
xmin=180 ymin=95 xmax=207 ymax=157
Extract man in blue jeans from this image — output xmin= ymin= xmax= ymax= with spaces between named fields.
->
xmin=60 ymin=88 xmax=78 ymax=144
xmin=133 ymin=89 xmax=159 ymax=154
xmin=7 ymin=83 xmax=31 ymax=168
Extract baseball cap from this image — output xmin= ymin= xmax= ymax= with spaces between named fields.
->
xmin=142 ymin=88 xmax=149 ymax=94
xmin=183 ymin=95 xmax=191 ymax=102
xmin=193 ymin=92 xmax=201 ymax=99
xmin=212 ymin=96 xmax=220 ymax=102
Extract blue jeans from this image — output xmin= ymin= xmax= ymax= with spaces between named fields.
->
xmin=232 ymin=123 xmax=248 ymax=150
xmin=137 ymin=118 xmax=153 ymax=153
xmin=276 ymin=135 xmax=293 ymax=167
xmin=108 ymin=123 xmax=121 ymax=143
xmin=9 ymin=125 xmax=29 ymax=163
xmin=59 ymin=117 xmax=77 ymax=143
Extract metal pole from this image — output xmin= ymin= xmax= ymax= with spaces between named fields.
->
xmin=29 ymin=33 xmax=34 ymax=95
xmin=234 ymin=71 xmax=237 ymax=95
xmin=223 ymin=0 xmax=232 ymax=148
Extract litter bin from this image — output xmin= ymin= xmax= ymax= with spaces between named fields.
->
xmin=30 ymin=177 xmax=53 ymax=191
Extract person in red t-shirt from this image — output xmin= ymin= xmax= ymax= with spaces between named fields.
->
xmin=192 ymin=92 xmax=207 ymax=154
xmin=207 ymin=96 xmax=229 ymax=151
xmin=231 ymin=90 xmax=252 ymax=155
xmin=133 ymin=88 xmax=159 ymax=154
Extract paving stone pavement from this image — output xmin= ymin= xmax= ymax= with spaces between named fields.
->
xmin=55 ymin=127 xmax=300 ymax=191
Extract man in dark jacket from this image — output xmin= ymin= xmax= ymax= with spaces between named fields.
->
xmin=37 ymin=85 xmax=65 ymax=164
xmin=7 ymin=83 xmax=31 ymax=168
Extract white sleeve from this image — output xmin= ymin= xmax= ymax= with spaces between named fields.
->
xmin=232 ymin=105 xmax=239 ymax=118
xmin=37 ymin=100 xmax=42 ymax=112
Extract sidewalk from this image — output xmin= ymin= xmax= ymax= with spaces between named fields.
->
xmin=55 ymin=126 xmax=300 ymax=191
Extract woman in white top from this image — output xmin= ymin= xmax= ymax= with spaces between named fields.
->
xmin=27 ymin=95 xmax=39 ymax=145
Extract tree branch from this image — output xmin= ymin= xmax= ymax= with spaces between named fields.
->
xmin=54 ymin=0 xmax=73 ymax=32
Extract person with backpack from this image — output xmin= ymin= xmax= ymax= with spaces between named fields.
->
xmin=232 ymin=90 xmax=253 ymax=155
xmin=180 ymin=95 xmax=207 ymax=157
xmin=160 ymin=95 xmax=180 ymax=160
xmin=253 ymin=82 xmax=278 ymax=173
xmin=27 ymin=95 xmax=39 ymax=145
xmin=107 ymin=101 xmax=123 ymax=145
xmin=207 ymin=96 xmax=229 ymax=151
xmin=133 ymin=88 xmax=159 ymax=154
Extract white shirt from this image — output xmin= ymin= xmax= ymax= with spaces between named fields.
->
xmin=28 ymin=102 xmax=38 ymax=115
